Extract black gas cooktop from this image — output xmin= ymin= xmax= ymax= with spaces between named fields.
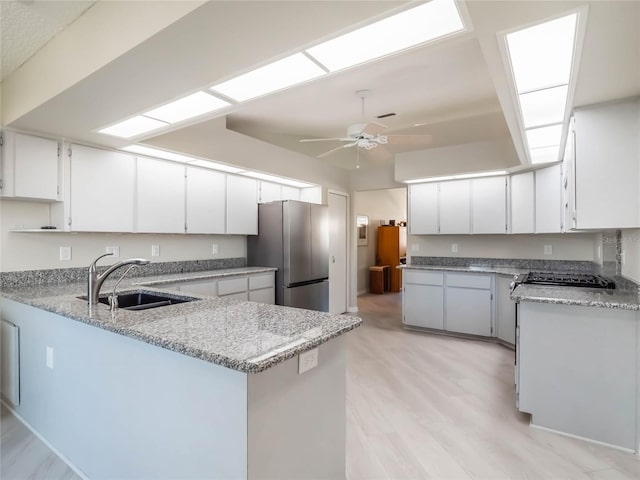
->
xmin=521 ymin=272 xmax=615 ymax=289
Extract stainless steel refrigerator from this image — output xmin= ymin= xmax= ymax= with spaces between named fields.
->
xmin=248 ymin=200 xmax=329 ymax=311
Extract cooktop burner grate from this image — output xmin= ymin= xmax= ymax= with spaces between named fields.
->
xmin=522 ymin=272 xmax=615 ymax=289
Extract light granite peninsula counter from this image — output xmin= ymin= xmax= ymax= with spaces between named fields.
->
xmin=0 ymin=264 xmax=361 ymax=480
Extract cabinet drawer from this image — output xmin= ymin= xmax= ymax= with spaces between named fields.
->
xmin=404 ymin=270 xmax=444 ymax=286
xmin=249 ymin=273 xmax=274 ymax=290
xmin=219 ymin=291 xmax=249 ymax=301
xmin=217 ymin=277 xmax=248 ymax=295
xmin=446 ymin=273 xmax=491 ymax=289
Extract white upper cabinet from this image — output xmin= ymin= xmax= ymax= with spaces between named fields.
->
xmin=136 ymin=157 xmax=186 ymax=233
xmin=70 ymin=144 xmax=136 ymax=232
xmin=510 ymin=172 xmax=535 ymax=234
xmin=281 ymin=186 xmax=300 ymax=201
xmin=226 ymin=176 xmax=258 ymax=235
xmin=1 ymin=131 xmax=59 ymax=201
xmin=572 ymin=98 xmax=640 ymax=229
xmin=186 ymin=166 xmax=226 ymax=234
xmin=535 ymin=164 xmax=562 ymax=233
xmin=258 ymin=181 xmax=282 ymax=204
xmin=471 ymin=176 xmax=506 ymax=234
xmin=439 ymin=179 xmax=470 ymax=234
xmin=409 ymin=183 xmax=439 ymax=234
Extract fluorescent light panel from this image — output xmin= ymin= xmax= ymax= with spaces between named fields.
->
xmin=122 ymin=145 xmax=195 ymax=163
xmin=241 ymin=171 xmax=314 ymax=188
xmin=526 ymin=124 xmax=562 ymax=149
xmin=519 ymin=85 xmax=568 ymax=128
xmin=506 ymin=13 xmax=577 ymax=93
xmin=144 ymin=92 xmax=230 ymax=124
xmin=188 ymin=159 xmax=245 ymax=174
xmin=306 ymin=0 xmax=464 ymax=72
xmin=210 ymin=53 xmax=326 ymax=102
xmin=529 ymin=145 xmax=560 ymax=164
xmin=405 ymin=170 xmax=507 ymax=184
xmin=99 ymin=116 xmax=168 ymax=139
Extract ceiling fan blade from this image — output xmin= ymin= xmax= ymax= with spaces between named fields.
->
xmin=299 ymin=137 xmax=351 ymax=143
xmin=317 ymin=142 xmax=356 ymax=158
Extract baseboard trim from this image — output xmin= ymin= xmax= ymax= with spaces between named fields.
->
xmin=0 ymin=400 xmax=89 ymax=480
xmin=529 ymin=422 xmax=637 ymax=455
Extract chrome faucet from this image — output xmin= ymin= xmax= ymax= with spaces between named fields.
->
xmin=87 ymin=253 xmax=150 ymax=308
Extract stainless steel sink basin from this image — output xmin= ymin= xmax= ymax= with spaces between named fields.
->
xmin=78 ymin=290 xmax=199 ymax=311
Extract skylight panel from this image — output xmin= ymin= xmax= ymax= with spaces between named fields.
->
xmin=526 ymin=124 xmax=562 ymax=149
xmin=506 ymin=13 xmax=577 ymax=93
xmin=519 ymin=85 xmax=568 ymax=128
xmin=98 ymin=116 xmax=168 ymax=139
xmin=529 ymin=145 xmax=560 ymax=165
xmin=210 ymin=53 xmax=326 ymax=102
xmin=144 ymin=92 xmax=231 ymax=124
xmin=306 ymin=0 xmax=464 ymax=72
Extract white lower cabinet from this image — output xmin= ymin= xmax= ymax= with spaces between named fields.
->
xmin=495 ymin=275 xmax=516 ymax=345
xmin=403 ymin=270 xmax=493 ymax=337
xmin=157 ymin=272 xmax=274 ymax=304
xmin=1 ymin=319 xmax=20 ymax=406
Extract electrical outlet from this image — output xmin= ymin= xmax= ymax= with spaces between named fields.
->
xmin=451 ymin=243 xmax=458 ymax=253
xmin=298 ymin=348 xmax=319 ymax=374
xmin=151 ymin=244 xmax=160 ymax=257
xmin=106 ymin=246 xmax=120 ymax=257
xmin=411 ymin=244 xmax=420 ymax=252
xmin=46 ymin=346 xmax=54 ymax=369
xmin=59 ymin=246 xmax=71 ymax=261
xmin=544 ymin=245 xmax=553 ymax=255
xmin=212 ymin=243 xmax=219 ymax=255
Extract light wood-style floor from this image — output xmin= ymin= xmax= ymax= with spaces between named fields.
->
xmin=2 ymin=293 xmax=639 ymax=479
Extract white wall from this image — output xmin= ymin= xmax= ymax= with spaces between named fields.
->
xmin=0 ymin=200 xmax=245 ymax=272
xmin=621 ymin=229 xmax=640 ymax=282
xmin=353 ymin=188 xmax=407 ymax=295
xmin=408 ymin=233 xmax=598 ymax=262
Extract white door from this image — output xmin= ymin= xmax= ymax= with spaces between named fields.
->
xmin=328 ymin=191 xmax=347 ymax=314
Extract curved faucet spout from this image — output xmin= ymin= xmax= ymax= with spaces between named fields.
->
xmin=87 ymin=254 xmax=150 ymax=308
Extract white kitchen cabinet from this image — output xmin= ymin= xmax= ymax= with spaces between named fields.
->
xmin=534 ymin=164 xmax=562 ymax=233
xmin=471 ymin=176 xmax=507 ymax=234
xmin=226 ymin=176 xmax=258 ymax=235
xmin=186 ymin=166 xmax=226 ymax=234
xmin=137 ymin=157 xmax=186 ymax=233
xmin=248 ymin=273 xmax=275 ymax=304
xmin=445 ymin=273 xmax=492 ymax=336
xmin=258 ymin=181 xmax=282 ymax=203
xmin=0 ymin=131 xmax=59 ymax=201
xmin=162 ymin=279 xmax=217 ymax=297
xmin=572 ymin=98 xmax=640 ymax=229
xmin=403 ymin=270 xmax=444 ymax=329
xmin=281 ymin=186 xmax=300 ymax=201
xmin=408 ymin=183 xmax=438 ymax=234
xmin=70 ymin=144 xmax=136 ymax=232
xmin=439 ymin=180 xmax=470 ymax=234
xmin=495 ymin=275 xmax=516 ymax=345
xmin=1 ymin=319 xmax=20 ymax=406
xmin=510 ymin=172 xmax=535 ymax=234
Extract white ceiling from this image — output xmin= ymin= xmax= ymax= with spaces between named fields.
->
xmin=3 ymin=1 xmax=639 ymax=175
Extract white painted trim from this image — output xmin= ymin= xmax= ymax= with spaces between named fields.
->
xmin=347 ymin=306 xmax=358 ymax=313
xmin=529 ymin=422 xmax=637 ymax=455
xmin=0 ymin=400 xmax=90 ymax=480
xmin=328 ymin=189 xmax=350 ymax=314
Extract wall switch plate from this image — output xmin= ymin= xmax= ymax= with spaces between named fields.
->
xmin=46 ymin=346 xmax=54 ymax=369
xmin=59 ymin=246 xmax=71 ymax=261
xmin=544 ymin=245 xmax=553 ymax=255
xmin=151 ymin=245 xmax=160 ymax=257
xmin=451 ymin=243 xmax=458 ymax=253
xmin=106 ymin=246 xmax=120 ymax=257
xmin=212 ymin=243 xmax=219 ymax=255
xmin=298 ymin=348 xmax=319 ymax=374
xmin=411 ymin=244 xmax=420 ymax=252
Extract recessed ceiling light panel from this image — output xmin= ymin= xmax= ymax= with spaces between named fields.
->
xmin=122 ymin=145 xmax=197 ymax=163
xmin=526 ymin=124 xmax=562 ymax=149
xmin=210 ymin=53 xmax=326 ymax=102
xmin=188 ymin=159 xmax=245 ymax=173
xmin=240 ymin=171 xmax=314 ymax=188
xmin=519 ymin=85 xmax=568 ymax=128
xmin=144 ymin=91 xmax=231 ymax=124
xmin=98 ymin=116 xmax=168 ymax=139
xmin=529 ymin=145 xmax=560 ymax=164
xmin=306 ymin=0 xmax=464 ymax=72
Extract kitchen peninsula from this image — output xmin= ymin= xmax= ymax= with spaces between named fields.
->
xmin=0 ymin=265 xmax=361 ymax=480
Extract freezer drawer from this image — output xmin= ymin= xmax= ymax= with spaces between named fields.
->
xmin=283 ymin=281 xmax=329 ymax=312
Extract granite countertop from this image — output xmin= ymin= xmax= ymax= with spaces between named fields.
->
xmin=511 ymin=284 xmax=640 ymax=311
xmin=0 ymin=267 xmax=361 ymax=373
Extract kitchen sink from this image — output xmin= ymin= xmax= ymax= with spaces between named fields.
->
xmin=78 ymin=290 xmax=199 ymax=311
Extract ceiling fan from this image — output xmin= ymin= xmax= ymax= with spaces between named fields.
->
xmin=299 ymin=90 xmax=432 ymax=158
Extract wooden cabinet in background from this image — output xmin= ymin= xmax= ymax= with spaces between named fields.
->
xmin=376 ymin=226 xmax=406 ymax=293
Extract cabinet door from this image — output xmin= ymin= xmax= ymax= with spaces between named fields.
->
xmin=439 ymin=180 xmax=470 ymax=234
xmin=186 ymin=167 xmax=226 ymax=234
xmin=510 ymin=172 xmax=535 ymax=233
xmin=574 ymin=99 xmax=640 ymax=228
xmin=409 ymin=183 xmax=438 ymax=234
xmin=259 ymin=181 xmax=282 ymax=203
xmin=471 ymin=176 xmax=506 ymax=234
xmin=1 ymin=319 xmax=20 ymax=406
xmin=496 ymin=275 xmax=516 ymax=344
xmin=403 ymin=283 xmax=444 ymax=329
xmin=13 ymin=133 xmax=59 ymax=200
xmin=281 ymin=186 xmax=300 ymax=201
xmin=249 ymin=288 xmax=275 ymax=304
xmin=164 ymin=279 xmax=217 ymax=297
xmin=535 ymin=165 xmax=562 ymax=233
xmin=445 ymin=287 xmax=491 ymax=336
xmin=226 ymin=176 xmax=258 ymax=234
xmin=70 ymin=145 xmax=135 ymax=232
xmin=137 ymin=157 xmax=185 ymax=233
